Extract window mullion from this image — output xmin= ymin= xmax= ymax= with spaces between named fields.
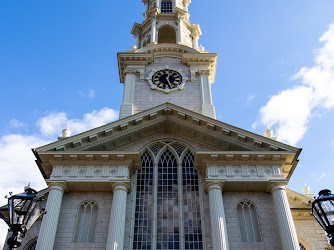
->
xmin=152 ymin=163 xmax=158 ymax=250
xmin=178 ymin=163 xmax=185 ymax=250
xmin=129 ymin=172 xmax=138 ymax=250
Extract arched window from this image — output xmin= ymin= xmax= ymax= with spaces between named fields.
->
xmin=74 ymin=201 xmax=98 ymax=243
xmin=158 ymin=26 xmax=176 ymax=44
xmin=133 ymin=141 xmax=203 ymax=250
xmin=299 ymin=243 xmax=307 ymax=250
xmin=161 ymin=0 xmax=173 ymax=13
xmin=24 ymin=238 xmax=37 ymax=250
xmin=237 ymin=201 xmax=261 ymax=242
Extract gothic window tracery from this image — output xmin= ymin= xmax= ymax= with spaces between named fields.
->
xmin=237 ymin=201 xmax=262 ymax=242
xmin=73 ymin=201 xmax=98 ymax=243
xmin=133 ymin=140 xmax=203 ymax=250
xmin=161 ymin=0 xmax=173 ymax=13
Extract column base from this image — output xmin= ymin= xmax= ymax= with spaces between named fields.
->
xmin=119 ymin=104 xmax=134 ymax=119
xmin=202 ymin=104 xmax=216 ymax=119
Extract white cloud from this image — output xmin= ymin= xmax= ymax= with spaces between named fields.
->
xmin=37 ymin=108 xmax=119 ymax=138
xmin=9 ymin=119 xmax=26 ymax=128
xmin=254 ymin=24 xmax=334 ymax=145
xmin=78 ymin=89 xmax=96 ymax=99
xmin=0 ymin=134 xmax=50 ymax=245
xmin=0 ymin=107 xmax=120 ymax=245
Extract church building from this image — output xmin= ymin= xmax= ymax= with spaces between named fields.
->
xmin=2 ymin=0 xmax=331 ymax=249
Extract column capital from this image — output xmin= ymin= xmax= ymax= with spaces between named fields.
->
xmin=46 ymin=181 xmax=67 ymax=193
xmin=268 ymin=181 xmax=288 ymax=192
xmin=198 ymin=70 xmax=211 ymax=75
xmin=112 ymin=182 xmax=130 ymax=193
xmin=206 ymin=181 xmax=225 ymax=192
xmin=124 ymin=69 xmax=137 ymax=75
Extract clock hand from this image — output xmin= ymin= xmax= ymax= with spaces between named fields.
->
xmin=166 ymin=73 xmax=173 ymax=88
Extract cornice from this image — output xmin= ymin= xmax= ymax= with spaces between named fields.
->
xmin=117 ymin=53 xmax=154 ymax=83
xmin=203 ymin=160 xmax=286 ymax=166
xmin=136 ymin=44 xmax=199 ymax=58
xmin=49 ymin=159 xmax=133 ymax=167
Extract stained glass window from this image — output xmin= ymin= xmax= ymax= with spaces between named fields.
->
xmin=133 ymin=152 xmax=153 ymax=249
xmin=133 ymin=141 xmax=203 ymax=250
xmin=183 ymin=152 xmax=203 ymax=249
xmin=299 ymin=243 xmax=307 ymax=250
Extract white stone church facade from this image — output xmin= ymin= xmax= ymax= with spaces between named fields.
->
xmin=2 ymin=0 xmax=331 ymax=249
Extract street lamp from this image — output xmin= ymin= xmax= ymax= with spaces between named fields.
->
xmin=0 ymin=186 xmax=43 ymax=249
xmin=312 ymin=189 xmax=334 ymax=247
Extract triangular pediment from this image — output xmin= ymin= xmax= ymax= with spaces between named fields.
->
xmin=35 ymin=103 xmax=301 ymax=178
xmin=37 ymin=103 xmax=298 ymax=153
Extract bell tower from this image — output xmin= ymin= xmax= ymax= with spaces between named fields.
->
xmin=118 ymin=0 xmax=218 ymax=119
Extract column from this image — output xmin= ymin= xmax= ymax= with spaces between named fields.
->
xmin=36 ymin=182 xmax=66 ymax=250
xmin=199 ymin=70 xmax=216 ymax=119
xmin=178 ymin=17 xmax=183 ymax=44
xmin=270 ymin=183 xmax=299 ymax=250
xmin=151 ymin=17 xmax=157 ymax=44
xmin=192 ymin=35 xmax=199 ymax=50
xmin=135 ymin=34 xmax=140 ymax=49
xmin=119 ymin=69 xmax=136 ymax=119
xmin=106 ymin=183 xmax=129 ymax=250
xmin=156 ymin=0 xmax=161 ymax=9
xmin=207 ymin=182 xmax=229 ymax=250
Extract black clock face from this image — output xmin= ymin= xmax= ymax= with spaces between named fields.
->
xmin=152 ymin=69 xmax=182 ymax=89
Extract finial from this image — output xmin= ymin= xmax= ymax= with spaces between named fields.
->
xmin=199 ymin=45 xmax=205 ymax=52
xmin=264 ymin=126 xmax=277 ymax=141
xmin=303 ymin=184 xmax=310 ymax=195
xmin=62 ymin=125 xmax=71 ymax=138
xmin=131 ymin=45 xmax=137 ymax=51
xmin=24 ymin=183 xmax=31 ymax=192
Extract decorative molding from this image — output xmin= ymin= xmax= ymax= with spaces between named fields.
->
xmin=74 ymin=116 xmax=167 ymax=151
xmin=168 ymin=116 xmax=262 ymax=151
xmin=50 ymin=165 xmax=130 ymax=179
xmin=206 ymin=164 xmax=284 ymax=179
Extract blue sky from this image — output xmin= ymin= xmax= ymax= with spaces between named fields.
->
xmin=1 ymin=0 xmax=334 ymax=245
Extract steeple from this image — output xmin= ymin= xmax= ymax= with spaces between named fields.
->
xmin=131 ymin=0 xmax=202 ymax=50
xmin=118 ymin=0 xmax=217 ymax=120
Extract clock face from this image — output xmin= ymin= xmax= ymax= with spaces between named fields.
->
xmin=152 ymin=69 xmax=183 ymax=90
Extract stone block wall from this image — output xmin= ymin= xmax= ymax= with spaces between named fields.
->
xmin=53 ymin=191 xmax=113 ymax=250
xmin=133 ymin=58 xmax=202 ymax=114
xmin=294 ymin=219 xmax=329 ymax=249
xmin=223 ymin=192 xmax=282 ymax=250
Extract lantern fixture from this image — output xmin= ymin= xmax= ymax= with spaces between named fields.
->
xmin=0 ymin=185 xmax=43 ymax=249
xmin=312 ymin=189 xmax=334 ymax=246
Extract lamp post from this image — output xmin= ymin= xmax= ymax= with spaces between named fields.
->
xmin=0 ymin=186 xmax=43 ymax=249
xmin=312 ymin=189 xmax=334 ymax=247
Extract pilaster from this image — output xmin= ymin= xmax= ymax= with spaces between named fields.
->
xmin=269 ymin=182 xmax=300 ymax=250
xmin=106 ymin=182 xmax=130 ymax=250
xmin=120 ymin=69 xmax=137 ymax=119
xmin=199 ymin=70 xmax=216 ymax=119
xmin=206 ymin=182 xmax=229 ymax=250
xmin=36 ymin=181 xmax=66 ymax=250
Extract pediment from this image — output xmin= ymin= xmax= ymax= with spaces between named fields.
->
xmin=37 ymin=103 xmax=298 ymax=153
xmin=35 ymin=103 xmax=301 ymax=178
